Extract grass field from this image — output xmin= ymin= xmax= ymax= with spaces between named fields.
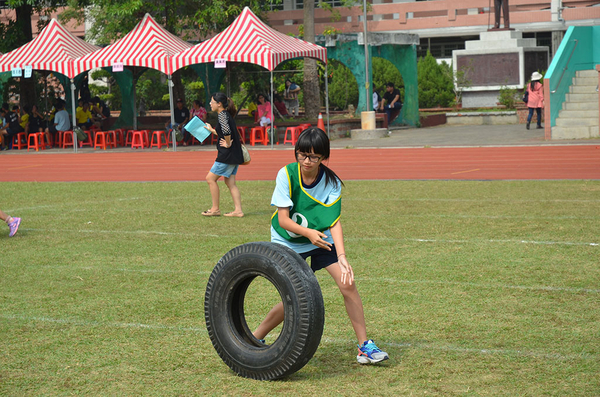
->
xmin=1 ymin=180 xmax=599 ymax=395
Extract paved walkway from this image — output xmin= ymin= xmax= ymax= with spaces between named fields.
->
xmin=330 ymin=123 xmax=600 ymax=149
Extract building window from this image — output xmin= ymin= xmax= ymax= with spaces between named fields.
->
xmin=294 ymin=0 xmax=351 ymax=9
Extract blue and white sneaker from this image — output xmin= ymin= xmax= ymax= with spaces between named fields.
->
xmin=357 ymin=339 xmax=389 ymax=364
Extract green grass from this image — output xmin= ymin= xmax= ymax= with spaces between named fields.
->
xmin=1 ymin=180 xmax=599 ymax=395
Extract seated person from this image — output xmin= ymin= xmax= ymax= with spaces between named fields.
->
xmin=255 ymin=94 xmax=273 ymax=127
xmin=5 ymin=105 xmax=24 ymax=149
xmin=379 ymin=82 xmax=403 ymax=124
xmin=75 ymin=100 xmax=100 ymax=130
xmin=273 ymin=94 xmax=288 ymax=118
xmin=165 ymin=99 xmax=190 ymax=141
xmin=247 ymin=101 xmax=257 ymax=121
xmin=45 ymin=101 xmax=71 ymax=146
xmin=29 ymin=105 xmax=46 ymax=134
xmin=20 ymin=105 xmax=30 ymax=135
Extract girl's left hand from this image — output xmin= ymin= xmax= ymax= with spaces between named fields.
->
xmin=337 ymin=255 xmax=354 ymax=285
xmin=219 ymin=138 xmax=230 ymax=148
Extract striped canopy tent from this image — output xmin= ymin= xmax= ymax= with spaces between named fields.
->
xmin=172 ymin=7 xmax=329 ymax=145
xmin=0 ymin=18 xmax=100 ymax=151
xmin=75 ymin=13 xmax=193 ymax=148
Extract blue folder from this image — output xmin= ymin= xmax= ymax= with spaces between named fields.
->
xmin=185 ymin=116 xmax=211 ymax=143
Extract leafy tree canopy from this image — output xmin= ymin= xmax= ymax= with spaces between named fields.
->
xmin=59 ymin=0 xmax=279 ymax=44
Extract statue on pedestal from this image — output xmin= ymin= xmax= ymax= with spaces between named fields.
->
xmin=493 ymin=0 xmax=510 ymax=29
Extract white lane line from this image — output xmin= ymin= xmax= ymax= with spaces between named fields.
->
xmin=359 ymin=277 xmax=600 ymax=294
xmin=18 ymin=229 xmax=599 ymax=247
xmin=348 ymin=237 xmax=599 ymax=247
xmin=1 ymin=314 xmax=205 ymax=333
xmin=2 ymin=315 xmax=592 ymax=361
xmin=322 ymin=338 xmax=593 ymax=361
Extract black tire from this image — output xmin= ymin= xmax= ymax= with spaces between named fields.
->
xmin=204 ymin=242 xmax=325 ymax=380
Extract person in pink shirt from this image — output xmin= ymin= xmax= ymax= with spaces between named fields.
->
xmin=525 ymin=71 xmax=544 ymax=130
xmin=255 ymin=94 xmax=273 ymax=127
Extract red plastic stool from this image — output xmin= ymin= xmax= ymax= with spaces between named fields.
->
xmin=94 ymin=131 xmax=108 ymax=150
xmin=140 ymin=130 xmax=150 ymax=148
xmin=41 ymin=131 xmax=53 ymax=149
xmin=27 ymin=133 xmax=43 ymax=151
xmin=12 ymin=132 xmax=27 ymax=150
xmin=237 ymin=126 xmax=248 ymax=144
xmin=264 ymin=125 xmax=276 ymax=145
xmin=54 ymin=130 xmax=64 ymax=149
xmin=297 ymin=123 xmax=311 ymax=132
xmin=131 ymin=131 xmax=144 ymax=149
xmin=150 ymin=130 xmax=168 ymax=149
xmin=62 ymin=131 xmax=74 ymax=149
xmin=283 ymin=126 xmax=300 ymax=145
xmin=79 ymin=130 xmax=93 ymax=148
xmin=249 ymin=127 xmax=265 ymax=146
xmin=107 ymin=130 xmax=117 ymax=148
xmin=114 ymin=129 xmax=125 ymax=146
xmin=125 ymin=130 xmax=136 ymax=146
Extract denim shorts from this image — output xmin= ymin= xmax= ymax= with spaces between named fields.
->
xmin=300 ymin=244 xmax=339 ymax=272
xmin=210 ymin=161 xmax=239 ymax=178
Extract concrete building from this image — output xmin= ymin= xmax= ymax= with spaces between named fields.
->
xmin=267 ymin=0 xmax=600 ymax=62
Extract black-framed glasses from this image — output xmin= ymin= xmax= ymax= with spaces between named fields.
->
xmin=296 ymin=152 xmax=322 ymax=163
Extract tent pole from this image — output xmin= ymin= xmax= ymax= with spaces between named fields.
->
xmin=70 ymin=79 xmax=78 ymax=153
xmin=325 ymin=62 xmax=330 ymax=137
xmin=168 ymin=75 xmax=176 ymax=152
xmin=270 ymin=71 xmax=274 ymax=149
xmin=133 ymin=74 xmax=137 ymax=130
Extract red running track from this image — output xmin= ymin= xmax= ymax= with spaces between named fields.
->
xmin=1 ymin=146 xmax=599 ymax=182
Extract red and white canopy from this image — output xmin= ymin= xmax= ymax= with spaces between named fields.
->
xmin=75 ymin=13 xmax=192 ymax=76
xmin=0 ymin=19 xmax=99 ymax=78
xmin=172 ymin=7 xmax=327 ymax=72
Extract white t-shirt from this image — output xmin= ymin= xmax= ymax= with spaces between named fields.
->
xmin=270 ymin=165 xmax=342 ymax=253
xmin=373 ymin=92 xmax=380 ymax=110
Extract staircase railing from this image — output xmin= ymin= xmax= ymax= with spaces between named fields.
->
xmin=544 ymin=26 xmax=598 ymax=134
xmin=550 ymin=39 xmax=578 ymax=94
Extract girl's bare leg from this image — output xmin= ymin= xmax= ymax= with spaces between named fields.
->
xmin=326 ymin=262 xmax=368 ymax=343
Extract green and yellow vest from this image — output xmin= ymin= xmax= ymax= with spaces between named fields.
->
xmin=271 ymin=162 xmax=342 ymax=244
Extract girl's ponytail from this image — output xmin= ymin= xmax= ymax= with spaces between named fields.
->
xmin=226 ymin=98 xmax=237 ymax=117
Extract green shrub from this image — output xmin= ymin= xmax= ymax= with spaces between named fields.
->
xmin=417 ymin=51 xmax=454 ymax=108
xmin=498 ymin=86 xmax=519 ymax=109
xmin=326 ymin=60 xmax=359 ymax=111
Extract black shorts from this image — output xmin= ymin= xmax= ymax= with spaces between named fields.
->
xmin=300 ymin=244 xmax=339 ymax=272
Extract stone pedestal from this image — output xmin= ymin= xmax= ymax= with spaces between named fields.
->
xmin=361 ymin=111 xmax=376 ymax=129
xmin=350 ymin=128 xmax=388 ymax=140
xmin=453 ymin=31 xmax=549 ymax=108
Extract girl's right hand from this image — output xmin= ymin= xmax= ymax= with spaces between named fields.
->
xmin=306 ymin=229 xmax=331 ymax=250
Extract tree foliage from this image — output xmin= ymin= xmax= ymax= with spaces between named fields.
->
xmin=417 ymin=51 xmax=454 ymax=108
xmin=372 ymin=57 xmax=404 ymax=99
xmin=60 ymin=0 xmax=276 ymax=44
xmin=326 ymin=60 xmax=358 ymax=111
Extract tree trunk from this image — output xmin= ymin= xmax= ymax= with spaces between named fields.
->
xmin=303 ymin=0 xmax=321 ymax=119
xmin=16 ymin=4 xmax=35 ymax=108
xmin=171 ymin=71 xmax=185 ymax=105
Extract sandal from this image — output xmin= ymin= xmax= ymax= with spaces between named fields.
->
xmin=224 ymin=212 xmax=244 ymax=218
xmin=202 ymin=209 xmax=221 ymax=217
